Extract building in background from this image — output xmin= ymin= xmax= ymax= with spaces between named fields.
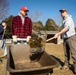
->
xmin=40 ymin=31 xmax=62 ymax=44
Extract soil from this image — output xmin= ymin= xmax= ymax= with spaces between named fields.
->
xmin=15 ymin=60 xmax=41 ymax=69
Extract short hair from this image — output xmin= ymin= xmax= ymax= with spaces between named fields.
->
xmin=1 ymin=21 xmax=7 ymax=25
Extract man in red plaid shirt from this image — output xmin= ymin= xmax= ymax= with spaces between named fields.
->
xmin=11 ymin=6 xmax=32 ymax=42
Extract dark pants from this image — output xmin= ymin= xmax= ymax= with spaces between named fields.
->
xmin=63 ymin=34 xmax=76 ymax=72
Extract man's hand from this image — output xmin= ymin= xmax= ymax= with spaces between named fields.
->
xmin=26 ymin=36 xmax=31 ymax=42
xmin=53 ymin=33 xmax=60 ymax=39
xmin=12 ymin=35 xmax=17 ymax=42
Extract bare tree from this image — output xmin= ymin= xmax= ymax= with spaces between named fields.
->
xmin=29 ymin=10 xmax=42 ymax=22
xmin=53 ymin=14 xmax=62 ymax=27
xmin=0 ymin=0 xmax=9 ymax=22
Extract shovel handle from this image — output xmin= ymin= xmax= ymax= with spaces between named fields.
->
xmin=46 ymin=37 xmax=55 ymax=42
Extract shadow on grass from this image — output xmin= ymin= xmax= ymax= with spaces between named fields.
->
xmin=50 ymin=55 xmax=74 ymax=74
xmin=50 ymin=55 xmax=64 ymax=66
xmin=47 ymin=55 xmax=63 ymax=75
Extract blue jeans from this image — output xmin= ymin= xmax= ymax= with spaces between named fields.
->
xmin=0 ymin=40 xmax=7 ymax=56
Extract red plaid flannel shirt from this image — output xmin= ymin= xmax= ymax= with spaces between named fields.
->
xmin=11 ymin=16 xmax=32 ymax=38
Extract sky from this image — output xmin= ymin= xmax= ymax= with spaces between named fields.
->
xmin=8 ymin=0 xmax=76 ymax=26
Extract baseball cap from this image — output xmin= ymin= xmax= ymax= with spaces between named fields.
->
xmin=20 ymin=6 xmax=29 ymax=12
xmin=59 ymin=8 xmax=67 ymax=12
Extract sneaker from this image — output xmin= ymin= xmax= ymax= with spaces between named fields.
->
xmin=60 ymin=65 xmax=69 ymax=70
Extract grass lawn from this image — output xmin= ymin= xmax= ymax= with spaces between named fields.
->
xmin=0 ymin=43 xmax=74 ymax=75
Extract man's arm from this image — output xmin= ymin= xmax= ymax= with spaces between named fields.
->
xmin=11 ymin=17 xmax=18 ymax=41
xmin=11 ymin=17 xmax=17 ymax=36
xmin=0 ymin=26 xmax=4 ymax=34
xmin=29 ymin=19 xmax=32 ymax=36
xmin=54 ymin=28 xmax=68 ymax=38
xmin=27 ymin=18 xmax=32 ymax=36
xmin=54 ymin=18 xmax=71 ymax=39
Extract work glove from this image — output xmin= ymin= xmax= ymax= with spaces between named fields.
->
xmin=12 ymin=35 xmax=17 ymax=42
xmin=26 ymin=36 xmax=31 ymax=42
